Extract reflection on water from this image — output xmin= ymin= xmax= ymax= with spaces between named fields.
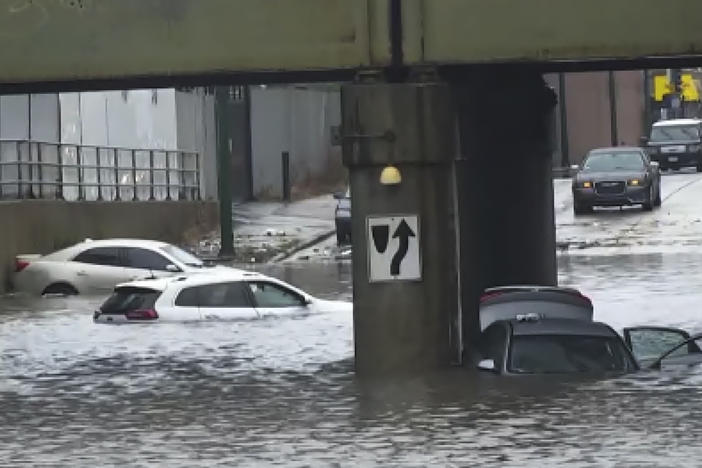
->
xmin=2 ymin=259 xmax=702 ymax=466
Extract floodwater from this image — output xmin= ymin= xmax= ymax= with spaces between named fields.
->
xmin=4 ymin=172 xmax=702 ymax=466
xmin=2 ymin=256 xmax=702 ymax=467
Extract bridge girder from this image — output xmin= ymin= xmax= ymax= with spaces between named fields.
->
xmin=1 ymin=0 xmax=702 ymax=89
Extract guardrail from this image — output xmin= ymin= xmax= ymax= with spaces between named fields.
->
xmin=0 ymin=140 xmax=200 ymax=201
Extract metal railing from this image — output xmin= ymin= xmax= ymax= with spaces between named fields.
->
xmin=0 ymin=140 xmax=200 ymax=201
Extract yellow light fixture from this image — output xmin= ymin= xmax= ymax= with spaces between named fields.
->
xmin=583 ymin=181 xmax=592 ymax=188
xmin=380 ymin=165 xmax=402 ymax=185
xmin=628 ymin=179 xmax=641 ymax=186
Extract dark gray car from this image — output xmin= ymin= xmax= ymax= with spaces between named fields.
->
xmin=572 ymin=147 xmax=661 ymax=215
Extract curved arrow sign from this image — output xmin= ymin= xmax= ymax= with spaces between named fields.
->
xmin=367 ymin=215 xmax=421 ymax=282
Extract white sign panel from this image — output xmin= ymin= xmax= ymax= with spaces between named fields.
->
xmin=367 ymin=215 xmax=421 ymax=283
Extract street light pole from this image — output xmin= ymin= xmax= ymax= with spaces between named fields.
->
xmin=215 ymin=86 xmax=234 ymax=258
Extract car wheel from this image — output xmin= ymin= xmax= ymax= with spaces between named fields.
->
xmin=654 ymin=184 xmax=662 ymax=207
xmin=642 ymin=185 xmax=654 ymax=211
xmin=42 ymin=283 xmax=78 ymax=296
xmin=573 ymin=203 xmax=592 ymax=216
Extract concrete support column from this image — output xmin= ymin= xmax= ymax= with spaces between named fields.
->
xmin=452 ymin=72 xmax=558 ymax=343
xmin=342 ymin=79 xmax=460 ymax=376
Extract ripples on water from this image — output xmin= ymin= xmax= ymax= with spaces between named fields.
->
xmin=2 ymin=258 xmax=702 ymax=466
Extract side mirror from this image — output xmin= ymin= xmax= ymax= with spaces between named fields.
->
xmin=166 ymin=264 xmax=181 ymax=273
xmin=477 ymin=359 xmax=497 ymax=372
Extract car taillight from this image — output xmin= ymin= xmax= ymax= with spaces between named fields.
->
xmin=15 ymin=259 xmax=30 ymax=273
xmin=480 ymin=292 xmax=503 ymax=303
xmin=125 ymin=309 xmax=159 ymax=321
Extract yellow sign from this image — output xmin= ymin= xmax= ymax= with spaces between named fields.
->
xmin=654 ymin=74 xmax=700 ymax=102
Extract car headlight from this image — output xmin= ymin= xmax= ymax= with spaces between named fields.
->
xmin=580 ymin=181 xmax=593 ymax=189
xmin=627 ymin=178 xmax=642 ymax=186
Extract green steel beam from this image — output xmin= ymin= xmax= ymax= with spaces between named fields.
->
xmin=417 ymin=0 xmax=702 ymax=63
xmin=2 ymin=0 xmax=702 ymax=86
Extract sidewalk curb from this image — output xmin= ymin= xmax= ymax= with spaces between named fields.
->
xmin=271 ymin=229 xmax=336 ymax=263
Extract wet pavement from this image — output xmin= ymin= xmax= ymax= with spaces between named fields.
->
xmin=4 ymin=173 xmax=702 ymax=466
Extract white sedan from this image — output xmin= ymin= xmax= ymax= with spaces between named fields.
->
xmin=13 ymin=238 xmax=222 ymax=296
xmin=93 ymin=270 xmax=351 ymax=323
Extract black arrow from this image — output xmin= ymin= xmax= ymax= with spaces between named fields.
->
xmin=390 ymin=219 xmax=416 ymax=276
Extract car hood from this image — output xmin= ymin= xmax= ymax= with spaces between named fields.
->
xmin=648 ymin=140 xmax=699 ymax=146
xmin=576 ymin=171 xmax=646 ymax=182
xmin=312 ymin=298 xmax=352 ymax=313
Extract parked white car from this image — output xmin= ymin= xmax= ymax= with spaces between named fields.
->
xmin=93 ymin=270 xmax=352 ymax=323
xmin=13 ymin=238 xmax=222 ymax=296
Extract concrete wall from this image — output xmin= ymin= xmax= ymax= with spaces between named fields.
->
xmin=0 ymin=200 xmax=218 ymax=292
xmin=250 ymin=85 xmax=344 ymax=199
xmin=176 ymin=89 xmax=217 ymax=200
xmin=548 ymin=71 xmax=646 ymax=167
xmin=60 ymin=89 xmax=178 ymax=149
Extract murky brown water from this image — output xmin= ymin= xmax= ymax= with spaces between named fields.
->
xmin=2 ymin=257 xmax=702 ymax=467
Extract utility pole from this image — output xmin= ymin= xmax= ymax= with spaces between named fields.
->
xmin=215 ymin=86 xmax=234 ymax=258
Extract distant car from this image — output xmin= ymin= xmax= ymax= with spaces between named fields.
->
xmin=572 ymin=147 xmax=661 ymax=215
xmin=93 ymin=270 xmax=352 ymax=323
xmin=333 ymin=188 xmax=351 ymax=246
xmin=13 ymin=238 xmax=222 ymax=296
xmin=645 ymin=118 xmax=702 ymax=171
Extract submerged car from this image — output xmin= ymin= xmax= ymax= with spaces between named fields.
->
xmin=474 ymin=286 xmax=702 ymax=375
xmin=333 ymin=188 xmax=351 ymax=246
xmin=94 ymin=270 xmax=352 ymax=323
xmin=645 ymin=118 xmax=702 ymax=171
xmin=13 ymin=238 xmax=221 ymax=296
xmin=572 ymin=147 xmax=661 ymax=215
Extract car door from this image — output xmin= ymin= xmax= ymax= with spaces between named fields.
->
xmin=246 ymin=281 xmax=309 ymax=318
xmin=623 ymin=326 xmax=701 ymax=368
xmin=196 ymin=282 xmax=259 ymax=321
xmin=121 ymin=247 xmax=180 ymax=281
xmin=71 ymin=247 xmax=130 ymax=293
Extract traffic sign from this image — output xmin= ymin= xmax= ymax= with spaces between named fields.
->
xmin=367 ymin=215 xmax=421 ymax=282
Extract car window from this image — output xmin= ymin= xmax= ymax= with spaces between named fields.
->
xmin=650 ymin=125 xmax=700 ymax=142
xmin=124 ymin=247 xmax=173 ymax=271
xmin=101 ymin=287 xmax=160 ymax=313
xmin=174 ymin=286 xmax=199 ymax=307
xmin=479 ymin=323 xmax=508 ymax=367
xmin=176 ymin=282 xmax=251 ymax=308
xmin=627 ymin=329 xmax=689 ymax=362
xmin=74 ymin=247 xmax=122 ymax=266
xmin=508 ymin=335 xmax=634 ymax=374
xmin=582 ymin=152 xmax=645 ymax=172
xmin=248 ymin=281 xmax=305 ymax=308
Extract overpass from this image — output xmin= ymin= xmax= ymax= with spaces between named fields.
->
xmin=3 ymin=0 xmax=702 ymax=375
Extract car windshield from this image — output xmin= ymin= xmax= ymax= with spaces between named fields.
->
xmin=160 ymin=245 xmax=204 ymax=268
xmin=508 ymin=334 xmax=634 ymax=374
xmin=582 ymin=152 xmax=644 ymax=172
xmin=650 ymin=125 xmax=700 ymax=142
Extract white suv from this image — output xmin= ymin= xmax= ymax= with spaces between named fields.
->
xmin=93 ymin=270 xmax=351 ymax=323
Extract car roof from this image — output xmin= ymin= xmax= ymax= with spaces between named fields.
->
xmin=652 ymin=118 xmax=702 ymax=127
xmin=115 ymin=269 xmax=270 ymax=292
xmin=508 ymin=318 xmax=616 ymax=337
xmin=76 ymin=238 xmax=171 ymax=249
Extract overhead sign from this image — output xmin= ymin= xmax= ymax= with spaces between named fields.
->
xmin=367 ymin=215 xmax=421 ymax=283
